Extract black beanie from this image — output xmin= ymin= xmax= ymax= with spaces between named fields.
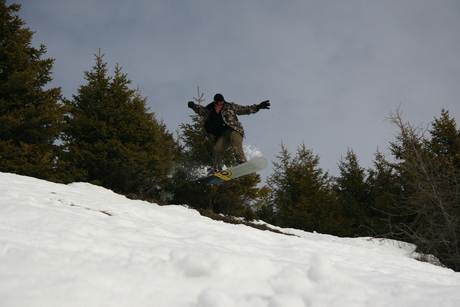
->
xmin=214 ymin=93 xmax=225 ymax=102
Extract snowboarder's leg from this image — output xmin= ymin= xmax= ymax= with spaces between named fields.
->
xmin=212 ymin=133 xmax=231 ymax=168
xmin=229 ymin=130 xmax=246 ymax=164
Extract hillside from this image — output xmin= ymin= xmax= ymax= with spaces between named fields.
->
xmin=1 ymin=172 xmax=459 ymax=307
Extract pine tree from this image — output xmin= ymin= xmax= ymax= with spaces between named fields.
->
xmin=365 ymin=150 xmax=402 ymax=236
xmin=426 ymin=109 xmax=460 ymax=167
xmin=0 ymin=1 xmax=64 ymax=180
xmin=62 ymin=51 xmax=175 ymax=200
xmin=335 ymin=149 xmax=371 ymax=236
xmin=388 ymin=108 xmax=460 ymax=271
xmin=267 ymin=143 xmax=347 ymax=236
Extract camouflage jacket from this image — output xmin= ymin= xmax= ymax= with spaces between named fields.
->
xmin=191 ymin=101 xmax=260 ymax=140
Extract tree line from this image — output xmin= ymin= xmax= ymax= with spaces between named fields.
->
xmin=1 ymin=2 xmax=459 ymax=271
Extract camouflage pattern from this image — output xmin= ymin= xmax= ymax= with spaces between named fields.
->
xmin=191 ymin=101 xmax=260 ymax=140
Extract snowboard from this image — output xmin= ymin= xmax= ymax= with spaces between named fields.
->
xmin=197 ymin=157 xmax=268 ymax=186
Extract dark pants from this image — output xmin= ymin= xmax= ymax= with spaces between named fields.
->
xmin=212 ymin=129 xmax=246 ymax=166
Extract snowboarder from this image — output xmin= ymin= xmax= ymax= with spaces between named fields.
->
xmin=188 ymin=93 xmax=270 ymax=169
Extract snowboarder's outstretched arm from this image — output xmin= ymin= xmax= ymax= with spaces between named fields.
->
xmin=187 ymin=101 xmax=208 ymax=117
xmin=237 ymin=100 xmax=270 ymax=115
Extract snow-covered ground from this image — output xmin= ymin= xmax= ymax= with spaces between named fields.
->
xmin=1 ymin=172 xmax=459 ymax=307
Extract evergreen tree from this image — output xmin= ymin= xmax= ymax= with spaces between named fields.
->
xmin=365 ymin=150 xmax=402 ymax=236
xmin=267 ymin=143 xmax=347 ymax=236
xmin=0 ymin=1 xmax=64 ymax=180
xmin=176 ymin=111 xmax=215 ymax=179
xmin=62 ymin=51 xmax=175 ymax=200
xmin=388 ymin=108 xmax=460 ymax=271
xmin=426 ymin=109 xmax=460 ymax=167
xmin=335 ymin=149 xmax=371 ymax=236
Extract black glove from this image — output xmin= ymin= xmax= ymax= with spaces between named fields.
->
xmin=258 ymin=100 xmax=270 ymax=110
xmin=188 ymin=101 xmax=195 ymax=108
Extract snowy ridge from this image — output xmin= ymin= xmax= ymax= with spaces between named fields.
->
xmin=1 ymin=172 xmax=460 ymax=307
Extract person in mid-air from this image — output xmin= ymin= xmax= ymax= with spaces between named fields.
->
xmin=188 ymin=93 xmax=270 ymax=169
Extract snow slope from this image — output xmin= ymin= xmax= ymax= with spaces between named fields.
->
xmin=1 ymin=172 xmax=459 ymax=307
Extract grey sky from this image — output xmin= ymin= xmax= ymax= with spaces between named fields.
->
xmin=13 ymin=0 xmax=460 ymax=182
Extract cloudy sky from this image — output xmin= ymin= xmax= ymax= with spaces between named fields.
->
xmin=13 ymin=0 xmax=460 ymax=182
